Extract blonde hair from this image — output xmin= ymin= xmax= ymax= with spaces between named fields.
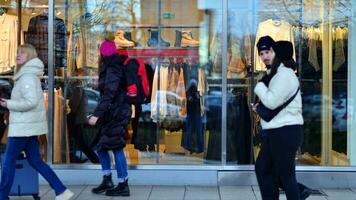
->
xmin=18 ymin=44 xmax=38 ymax=60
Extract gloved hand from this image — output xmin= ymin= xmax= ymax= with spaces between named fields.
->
xmin=258 ymin=74 xmax=272 ymax=86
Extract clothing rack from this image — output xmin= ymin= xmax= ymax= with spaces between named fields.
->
xmin=124 ymin=55 xmax=199 ymax=58
xmin=114 ymin=25 xmax=200 ymax=29
xmin=296 ymin=17 xmax=348 ymax=28
xmin=208 ymin=84 xmax=250 ymax=88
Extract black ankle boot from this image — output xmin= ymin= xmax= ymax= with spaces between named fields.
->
xmin=124 ymin=31 xmax=132 ymax=41
xmin=174 ymin=30 xmax=182 ymax=47
xmin=147 ymin=29 xmax=170 ymax=47
xmin=124 ymin=31 xmax=142 ymax=47
xmin=91 ymin=174 xmax=114 ymax=194
xmin=105 ymin=179 xmax=130 ymax=196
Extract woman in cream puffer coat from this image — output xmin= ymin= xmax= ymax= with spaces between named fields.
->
xmin=0 ymin=44 xmax=73 ymax=200
xmin=6 ymin=53 xmax=47 ymax=137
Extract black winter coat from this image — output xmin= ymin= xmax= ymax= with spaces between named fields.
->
xmin=93 ymin=54 xmax=131 ymax=151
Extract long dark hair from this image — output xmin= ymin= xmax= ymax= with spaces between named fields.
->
xmin=270 ymin=57 xmax=297 ymax=77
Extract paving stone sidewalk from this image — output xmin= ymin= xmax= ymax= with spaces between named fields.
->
xmin=7 ymin=185 xmax=356 ymax=200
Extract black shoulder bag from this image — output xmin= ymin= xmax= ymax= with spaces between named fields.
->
xmin=256 ymin=88 xmax=300 ymax=122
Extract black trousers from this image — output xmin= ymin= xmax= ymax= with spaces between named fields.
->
xmin=255 ymin=125 xmax=303 ymax=200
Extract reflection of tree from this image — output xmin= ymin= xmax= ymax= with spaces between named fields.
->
xmin=112 ymin=0 xmax=140 ymax=36
xmin=113 ymin=0 xmax=139 ymax=24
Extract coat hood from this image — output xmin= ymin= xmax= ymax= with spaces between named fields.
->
xmin=13 ymin=58 xmax=44 ymax=81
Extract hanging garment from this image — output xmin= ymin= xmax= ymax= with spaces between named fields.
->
xmin=181 ymin=83 xmax=204 ymax=154
xmin=0 ymin=13 xmax=18 ymax=73
xmin=300 ymin=32 xmax=317 ymax=79
xmin=150 ymin=65 xmax=169 ymax=122
xmin=198 ymin=68 xmax=206 ymax=116
xmin=205 ymin=91 xmax=222 ymax=161
xmin=254 ymin=19 xmax=295 ymax=71
xmin=161 ymin=65 xmax=183 ymax=131
xmin=166 ymin=66 xmax=180 ymax=119
xmin=308 ymin=27 xmax=321 ymax=72
xmin=333 ymin=27 xmax=345 ymax=71
xmin=229 ymin=92 xmax=252 ymax=164
xmin=206 ymin=91 xmax=252 ymax=163
xmin=25 ymin=13 xmax=66 ymax=69
xmin=67 ymin=15 xmax=103 ymax=75
xmin=131 ymin=104 xmax=156 ymax=152
xmin=176 ymin=66 xmax=187 ymax=118
xmin=183 ymin=63 xmax=199 ymax=87
xmin=44 ymin=89 xmax=70 ymax=164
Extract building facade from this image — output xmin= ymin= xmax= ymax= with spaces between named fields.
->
xmin=0 ymin=0 xmax=356 ymax=186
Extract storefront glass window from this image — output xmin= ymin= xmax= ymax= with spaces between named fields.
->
xmin=225 ymin=0 xmax=355 ymax=167
xmin=50 ymin=0 xmax=223 ymax=165
xmin=0 ymin=0 xmax=355 ymax=168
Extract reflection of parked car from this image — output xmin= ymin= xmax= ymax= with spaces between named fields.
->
xmin=303 ymin=94 xmax=347 ymax=132
xmin=84 ymin=88 xmax=100 ymax=115
xmin=303 ymin=95 xmax=337 ymax=119
xmin=142 ymin=91 xmax=184 ymax=122
xmin=333 ymin=111 xmax=347 ymax=132
xmin=333 ymin=98 xmax=347 ymax=132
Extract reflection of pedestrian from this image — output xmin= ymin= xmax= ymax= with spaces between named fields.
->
xmin=0 ymin=44 xmax=73 ymax=200
xmin=88 ymin=37 xmax=131 ymax=196
xmin=67 ymin=79 xmax=99 ymax=163
xmin=254 ymin=41 xmax=304 ymax=200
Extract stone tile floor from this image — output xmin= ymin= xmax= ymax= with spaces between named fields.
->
xmin=6 ymin=185 xmax=356 ymax=200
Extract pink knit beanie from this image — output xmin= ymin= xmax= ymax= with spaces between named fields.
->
xmin=100 ymin=40 xmax=117 ymax=57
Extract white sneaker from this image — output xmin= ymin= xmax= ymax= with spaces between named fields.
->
xmin=55 ymin=189 xmax=74 ymax=200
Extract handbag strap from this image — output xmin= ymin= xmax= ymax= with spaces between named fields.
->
xmin=281 ymin=87 xmax=300 ymax=109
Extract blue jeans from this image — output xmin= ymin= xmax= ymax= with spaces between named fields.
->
xmin=0 ymin=136 xmax=66 ymax=199
xmin=97 ymin=149 xmax=128 ymax=179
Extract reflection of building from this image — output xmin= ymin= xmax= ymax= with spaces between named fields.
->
xmin=0 ymin=0 xmax=356 ymax=187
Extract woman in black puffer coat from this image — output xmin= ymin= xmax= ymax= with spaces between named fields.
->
xmin=88 ymin=38 xmax=131 ymax=197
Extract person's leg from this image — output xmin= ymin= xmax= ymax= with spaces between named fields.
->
xmin=255 ymin=133 xmax=279 ymax=200
xmin=92 ymin=150 xmax=114 ymax=194
xmin=0 ymin=137 xmax=28 ymax=199
xmin=269 ymin=125 xmax=303 ymax=200
xmin=97 ymin=150 xmax=112 ymax=175
xmin=24 ymin=136 xmax=66 ymax=195
xmin=113 ymin=149 xmax=128 ymax=182
xmin=105 ymin=148 xmax=130 ymax=196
